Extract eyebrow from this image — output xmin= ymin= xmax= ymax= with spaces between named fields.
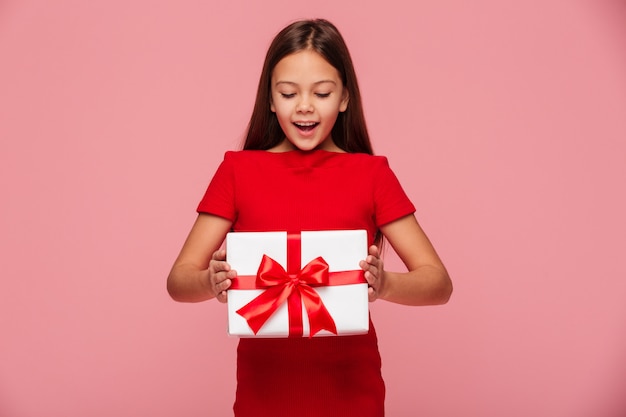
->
xmin=274 ymin=80 xmax=337 ymax=87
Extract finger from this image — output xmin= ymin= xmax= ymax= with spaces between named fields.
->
xmin=215 ymin=277 xmax=232 ymax=292
xmin=367 ymin=286 xmax=377 ymax=302
xmin=216 ymin=290 xmax=229 ymax=303
xmin=365 ymin=255 xmax=383 ymax=277
xmin=215 ymin=270 xmax=236 ymax=303
xmin=210 ymin=259 xmax=231 ymax=274
xmin=211 ymin=278 xmax=230 ymax=302
xmin=215 ymin=270 xmax=236 ymax=290
xmin=211 ymin=249 xmax=227 ymax=261
xmin=359 ymin=259 xmax=370 ymax=271
xmin=360 ymin=256 xmax=379 ymax=271
xmin=365 ymin=246 xmax=382 ymax=268
xmin=364 ymin=270 xmax=378 ymax=289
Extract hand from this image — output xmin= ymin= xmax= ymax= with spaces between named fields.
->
xmin=208 ymin=249 xmax=236 ymax=303
xmin=359 ymin=245 xmax=385 ymax=302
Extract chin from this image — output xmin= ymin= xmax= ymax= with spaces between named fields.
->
xmin=286 ymin=139 xmax=324 ymax=152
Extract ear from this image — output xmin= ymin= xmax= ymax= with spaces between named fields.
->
xmin=270 ymin=96 xmax=276 ymax=113
xmin=339 ymin=89 xmax=349 ymax=113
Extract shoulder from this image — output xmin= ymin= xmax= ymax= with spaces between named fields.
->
xmin=222 ymin=150 xmax=266 ymax=161
xmin=340 ymin=152 xmax=392 ymax=171
xmin=218 ymin=150 xmax=272 ymax=170
xmin=344 ymin=152 xmax=389 ymax=162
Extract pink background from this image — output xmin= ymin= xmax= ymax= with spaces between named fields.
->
xmin=1 ymin=0 xmax=625 ymax=416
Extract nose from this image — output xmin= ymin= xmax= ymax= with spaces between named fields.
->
xmin=296 ymin=95 xmax=313 ymax=113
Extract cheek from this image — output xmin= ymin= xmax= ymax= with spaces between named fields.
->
xmin=273 ymin=107 xmax=293 ymax=129
xmin=271 ymin=99 xmax=291 ymax=117
xmin=274 ymin=105 xmax=289 ymax=120
xmin=321 ymin=103 xmax=343 ymax=120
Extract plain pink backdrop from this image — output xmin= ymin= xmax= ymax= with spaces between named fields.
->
xmin=1 ymin=1 xmax=625 ymax=416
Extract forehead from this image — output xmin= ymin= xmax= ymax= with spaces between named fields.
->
xmin=272 ymin=50 xmax=342 ymax=84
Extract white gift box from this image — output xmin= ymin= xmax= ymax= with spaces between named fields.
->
xmin=226 ymin=230 xmax=369 ymax=337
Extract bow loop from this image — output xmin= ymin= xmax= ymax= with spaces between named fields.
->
xmin=235 ymin=255 xmax=337 ymax=337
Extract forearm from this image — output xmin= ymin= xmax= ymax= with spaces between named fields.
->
xmin=379 ymin=265 xmax=452 ymax=306
xmin=167 ymin=263 xmax=214 ymax=303
xmin=167 ymin=214 xmax=233 ymax=303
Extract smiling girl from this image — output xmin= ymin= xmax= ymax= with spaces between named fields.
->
xmin=269 ymin=49 xmax=348 ymax=152
xmin=167 ymin=19 xmax=452 ymax=416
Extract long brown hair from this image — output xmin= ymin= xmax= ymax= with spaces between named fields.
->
xmin=243 ymin=19 xmax=373 ymax=154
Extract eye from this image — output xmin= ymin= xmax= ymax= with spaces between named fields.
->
xmin=280 ymin=93 xmax=296 ymax=99
xmin=315 ymin=93 xmax=331 ymax=98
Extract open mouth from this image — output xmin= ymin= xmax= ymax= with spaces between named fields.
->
xmin=294 ymin=121 xmax=319 ymax=132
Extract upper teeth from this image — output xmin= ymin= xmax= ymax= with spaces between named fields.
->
xmin=296 ymin=122 xmax=316 ymax=126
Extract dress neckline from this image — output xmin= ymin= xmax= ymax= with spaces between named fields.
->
xmin=243 ymin=148 xmax=355 ymax=169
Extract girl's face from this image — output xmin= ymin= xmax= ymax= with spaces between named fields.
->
xmin=270 ymin=50 xmax=349 ymax=152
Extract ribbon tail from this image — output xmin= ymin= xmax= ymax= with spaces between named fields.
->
xmin=236 ymin=284 xmax=292 ymax=334
xmin=300 ymin=286 xmax=337 ymax=338
xmin=286 ymin=290 xmax=303 ymax=338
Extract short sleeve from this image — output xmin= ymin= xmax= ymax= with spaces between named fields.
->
xmin=373 ymin=157 xmax=416 ymax=226
xmin=196 ymin=152 xmax=237 ymax=221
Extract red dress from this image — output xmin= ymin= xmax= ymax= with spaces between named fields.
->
xmin=198 ymin=149 xmax=415 ymax=417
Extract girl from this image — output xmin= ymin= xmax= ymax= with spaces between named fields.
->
xmin=168 ymin=19 xmax=452 ymax=417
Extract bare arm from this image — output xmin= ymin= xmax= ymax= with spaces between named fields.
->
xmin=360 ymin=214 xmax=452 ymax=306
xmin=167 ymin=213 xmax=234 ymax=303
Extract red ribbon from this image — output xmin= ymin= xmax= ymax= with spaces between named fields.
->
xmin=231 ymin=233 xmax=366 ymax=337
xmin=235 ymin=255 xmax=337 ymax=337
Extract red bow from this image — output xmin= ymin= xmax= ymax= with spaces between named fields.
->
xmin=236 ymin=255 xmax=337 ymax=337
